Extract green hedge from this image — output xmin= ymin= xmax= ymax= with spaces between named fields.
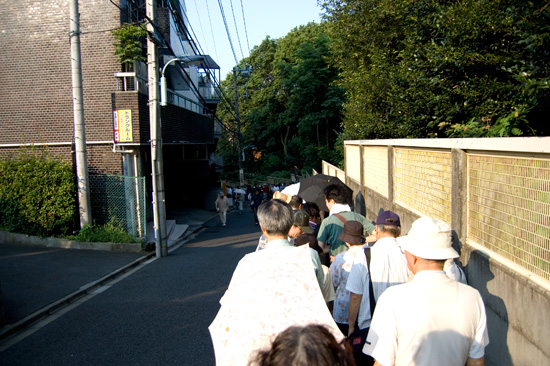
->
xmin=0 ymin=149 xmax=78 ymax=237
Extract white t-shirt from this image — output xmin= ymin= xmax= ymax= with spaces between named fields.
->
xmin=345 ymin=236 xmax=409 ymax=329
xmin=364 ymin=271 xmax=489 ymax=366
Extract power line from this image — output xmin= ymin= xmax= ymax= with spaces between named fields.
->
xmin=240 ymin=0 xmax=250 ymax=55
xmin=205 ymin=0 xmax=219 ymax=62
xmin=229 ymin=0 xmax=245 ymax=60
xmin=217 ymin=0 xmax=239 ymax=65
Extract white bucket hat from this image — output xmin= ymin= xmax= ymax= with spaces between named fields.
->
xmin=400 ymin=217 xmax=458 ymax=260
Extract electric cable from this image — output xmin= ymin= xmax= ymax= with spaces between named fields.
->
xmin=229 ymin=0 xmax=245 ymax=60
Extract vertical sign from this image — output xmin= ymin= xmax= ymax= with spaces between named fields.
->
xmin=113 ymin=109 xmax=133 ymax=142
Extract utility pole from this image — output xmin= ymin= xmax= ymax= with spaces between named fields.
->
xmin=232 ymin=67 xmax=244 ymax=187
xmin=146 ymin=0 xmax=167 ymax=257
xmin=69 ymin=0 xmax=92 ymax=228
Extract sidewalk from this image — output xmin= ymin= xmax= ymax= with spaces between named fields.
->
xmin=0 ymin=207 xmax=218 ymax=339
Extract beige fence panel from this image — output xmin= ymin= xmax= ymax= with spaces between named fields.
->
xmin=394 ymin=148 xmax=452 ymax=223
xmin=468 ymin=154 xmax=550 ymax=281
xmin=346 ymin=145 xmax=361 ymax=183
xmin=363 ymin=145 xmax=389 ymax=198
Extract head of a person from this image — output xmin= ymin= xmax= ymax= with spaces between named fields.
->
xmin=338 ymin=220 xmax=365 ymax=247
xmin=289 ymin=195 xmax=303 ymax=210
xmin=288 ymin=210 xmax=314 ymax=239
xmin=219 ymin=191 xmax=225 ymax=197
xmin=273 ymin=191 xmax=291 ymax=204
xmin=301 ymin=202 xmax=320 ymax=221
xmin=323 ymin=184 xmax=350 ymax=208
xmin=399 ymin=217 xmax=458 ymax=273
xmin=375 ymin=210 xmax=401 ymax=238
xmin=295 ymin=233 xmax=323 ymax=255
xmin=257 ymin=199 xmax=294 ymax=237
xmin=249 ymin=324 xmax=355 ymax=366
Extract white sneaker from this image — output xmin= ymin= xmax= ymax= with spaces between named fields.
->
xmin=222 ymin=223 xmax=226 ymax=226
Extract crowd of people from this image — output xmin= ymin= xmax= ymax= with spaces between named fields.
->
xmin=210 ymin=183 xmax=489 ymax=366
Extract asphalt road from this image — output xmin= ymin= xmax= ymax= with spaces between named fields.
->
xmin=0 ymin=209 xmax=261 ymax=365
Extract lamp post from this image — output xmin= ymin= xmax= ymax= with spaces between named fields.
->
xmin=160 ymin=55 xmax=205 ymax=106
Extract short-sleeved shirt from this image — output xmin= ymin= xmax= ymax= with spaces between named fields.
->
xmin=345 ymin=237 xmax=408 ymax=329
xmin=363 ymin=271 xmax=489 ymax=366
xmin=317 ymin=211 xmax=374 ymax=256
xmin=330 ymin=245 xmax=364 ymax=324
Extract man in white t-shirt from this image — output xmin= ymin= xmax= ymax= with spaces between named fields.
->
xmin=363 ymin=217 xmax=489 ymax=366
xmin=346 ymin=211 xmax=409 ymax=336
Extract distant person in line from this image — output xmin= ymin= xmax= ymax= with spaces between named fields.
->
xmin=250 ymin=189 xmax=265 ymax=225
xmin=249 ymin=324 xmax=355 ymax=366
xmin=294 ymin=233 xmax=336 ymax=305
xmin=215 ymin=191 xmax=229 ymax=227
xmin=289 ymin=195 xmax=303 ymax=211
xmin=288 ymin=210 xmax=324 ymax=290
xmin=236 ymin=192 xmax=245 ymax=215
xmin=301 ymin=201 xmax=322 ymax=236
xmin=317 ymin=184 xmax=375 ymax=259
xmin=330 ymin=220 xmax=367 ymax=336
xmin=364 ymin=217 xmax=489 ymax=366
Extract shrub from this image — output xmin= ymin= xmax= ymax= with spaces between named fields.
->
xmin=64 ymin=220 xmax=142 ymax=243
xmin=0 ymin=148 xmax=78 ymax=236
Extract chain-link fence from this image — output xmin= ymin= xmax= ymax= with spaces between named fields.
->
xmin=89 ymin=173 xmax=147 ymax=239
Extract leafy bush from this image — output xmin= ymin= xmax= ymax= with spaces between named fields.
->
xmin=64 ymin=220 xmax=142 ymax=243
xmin=0 ymin=148 xmax=78 ymax=237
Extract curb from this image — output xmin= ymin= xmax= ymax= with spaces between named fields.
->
xmin=0 ymin=230 xmax=146 ymax=253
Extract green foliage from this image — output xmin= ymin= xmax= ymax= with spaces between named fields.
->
xmin=216 ymin=22 xmax=346 ymax=177
xmin=64 ymin=219 xmax=141 ymax=243
xmin=112 ymin=23 xmax=147 ymax=65
xmin=0 ymin=148 xmax=78 ymax=237
xmin=321 ymin=0 xmax=550 ymax=138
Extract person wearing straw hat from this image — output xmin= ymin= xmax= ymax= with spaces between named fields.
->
xmin=363 ymin=217 xmax=489 ymax=366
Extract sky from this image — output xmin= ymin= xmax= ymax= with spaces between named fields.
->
xmin=184 ymin=0 xmax=323 ymax=79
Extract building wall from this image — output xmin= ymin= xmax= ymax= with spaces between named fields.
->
xmin=0 ymin=0 xmax=121 ymax=162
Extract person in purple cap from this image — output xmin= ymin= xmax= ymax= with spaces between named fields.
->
xmin=345 ymin=210 xmax=409 ymax=364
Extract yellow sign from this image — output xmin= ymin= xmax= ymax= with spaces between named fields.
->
xmin=113 ymin=109 xmax=133 ymax=143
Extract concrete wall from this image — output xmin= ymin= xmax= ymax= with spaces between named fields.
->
xmin=324 ymin=137 xmax=550 ymax=366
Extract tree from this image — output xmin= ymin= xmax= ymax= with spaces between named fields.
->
xmin=321 ymin=0 xmax=550 ymax=138
xmin=216 ymin=22 xmax=346 ymax=177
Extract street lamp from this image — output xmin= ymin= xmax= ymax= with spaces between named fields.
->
xmin=160 ymin=55 xmax=205 ymax=106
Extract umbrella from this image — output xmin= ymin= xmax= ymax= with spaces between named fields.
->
xmin=233 ymin=188 xmax=246 ymax=195
xmin=209 ymin=245 xmax=343 ymax=366
xmin=281 ymin=182 xmax=300 ymax=197
xmin=297 ymin=174 xmax=353 ymax=212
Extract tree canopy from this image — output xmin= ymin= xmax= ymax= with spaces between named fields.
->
xmin=321 ymin=0 xmax=550 ymax=138
xmin=216 ymin=1 xmax=550 ymax=179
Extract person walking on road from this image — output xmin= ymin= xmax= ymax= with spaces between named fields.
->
xmin=215 ymin=191 xmax=229 ymax=227
xmin=250 ymin=189 xmax=264 ymax=225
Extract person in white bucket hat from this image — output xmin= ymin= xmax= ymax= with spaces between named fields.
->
xmin=363 ymin=217 xmax=489 ymax=366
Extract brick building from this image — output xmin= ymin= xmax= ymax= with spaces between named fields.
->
xmin=0 ymin=0 xmax=222 ymax=226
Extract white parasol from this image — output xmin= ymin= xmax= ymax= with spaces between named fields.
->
xmin=281 ymin=182 xmax=300 ymax=197
xmin=209 ymin=245 xmax=343 ymax=366
xmin=233 ymin=188 xmax=246 ymax=195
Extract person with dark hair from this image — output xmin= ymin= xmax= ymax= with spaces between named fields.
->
xmin=295 ymin=232 xmax=335 ymax=305
xmin=330 ymin=220 xmax=367 ymax=336
xmin=289 ymin=195 xmax=303 ymax=210
xmin=301 ymin=201 xmax=322 ymax=235
xmin=250 ymin=189 xmax=265 ymax=225
xmin=317 ymin=184 xmax=375 ymax=258
xmin=249 ymin=324 xmax=356 ymax=366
